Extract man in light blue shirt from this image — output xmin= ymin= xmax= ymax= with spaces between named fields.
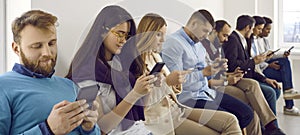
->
xmin=161 ymin=9 xmax=253 ymax=129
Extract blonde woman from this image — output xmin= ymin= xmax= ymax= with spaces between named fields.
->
xmin=136 ymin=13 xmax=242 ymax=135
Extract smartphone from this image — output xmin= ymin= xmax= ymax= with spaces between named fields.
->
xmin=149 ymin=62 xmax=165 ymax=75
xmin=76 ymin=84 xmax=99 ymax=109
xmin=287 ymin=46 xmax=294 ymax=52
xmin=215 ymin=61 xmax=226 ymax=68
xmin=267 ymin=48 xmax=280 ymax=56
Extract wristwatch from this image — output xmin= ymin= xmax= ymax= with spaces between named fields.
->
xmin=223 ymin=80 xmax=228 ymax=86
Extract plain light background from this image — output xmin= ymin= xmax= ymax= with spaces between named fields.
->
xmin=3 ymin=0 xmax=300 ymax=91
xmin=2 ymin=0 xmax=300 ymax=134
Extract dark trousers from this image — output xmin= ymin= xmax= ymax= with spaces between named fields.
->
xmin=264 ymin=57 xmax=294 ymax=108
xmin=182 ymin=90 xmax=253 ymax=129
xmin=259 ymin=82 xmax=280 ymax=127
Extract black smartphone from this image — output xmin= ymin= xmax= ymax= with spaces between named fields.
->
xmin=267 ymin=48 xmax=280 ymax=56
xmin=216 ymin=61 xmax=226 ymax=68
xmin=287 ymin=46 xmax=294 ymax=52
xmin=149 ymin=62 xmax=165 ymax=75
xmin=76 ymin=84 xmax=99 ymax=109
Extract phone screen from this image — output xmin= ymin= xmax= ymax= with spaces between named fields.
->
xmin=216 ymin=61 xmax=226 ymax=68
xmin=76 ymin=84 xmax=99 ymax=109
xmin=267 ymin=48 xmax=280 ymax=56
xmin=149 ymin=62 xmax=165 ymax=75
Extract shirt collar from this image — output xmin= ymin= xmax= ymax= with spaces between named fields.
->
xmin=235 ymin=30 xmax=248 ymax=49
xmin=12 ymin=63 xmax=55 ymax=78
xmin=179 ymin=28 xmax=196 ymax=46
xmin=213 ymin=36 xmax=221 ymax=47
xmin=235 ymin=30 xmax=246 ymax=41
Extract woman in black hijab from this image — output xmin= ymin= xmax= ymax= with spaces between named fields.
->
xmin=66 ymin=5 xmax=156 ymax=134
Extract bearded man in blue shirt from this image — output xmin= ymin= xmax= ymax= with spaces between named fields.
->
xmin=0 ymin=10 xmax=100 ymax=135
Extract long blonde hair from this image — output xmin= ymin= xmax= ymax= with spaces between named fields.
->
xmin=136 ymin=13 xmax=167 ymax=71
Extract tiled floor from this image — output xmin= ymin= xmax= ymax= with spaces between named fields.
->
xmin=276 ymin=93 xmax=300 ymax=135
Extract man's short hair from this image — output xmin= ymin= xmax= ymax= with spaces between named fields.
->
xmin=236 ymin=15 xmax=255 ymax=31
xmin=263 ymin=16 xmax=273 ymax=26
xmin=253 ymin=16 xmax=266 ymax=26
xmin=215 ymin=20 xmax=231 ymax=32
xmin=188 ymin=9 xmax=215 ymax=28
xmin=12 ymin=10 xmax=58 ymax=44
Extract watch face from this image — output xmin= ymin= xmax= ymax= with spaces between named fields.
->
xmin=224 ymin=80 xmax=228 ymax=86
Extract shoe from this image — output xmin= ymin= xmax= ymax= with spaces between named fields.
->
xmin=283 ymin=106 xmax=300 ymax=116
xmin=283 ymin=89 xmax=300 ymax=100
xmin=263 ymin=128 xmax=286 ymax=135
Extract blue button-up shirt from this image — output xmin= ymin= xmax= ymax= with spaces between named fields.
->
xmin=161 ymin=28 xmax=216 ymax=102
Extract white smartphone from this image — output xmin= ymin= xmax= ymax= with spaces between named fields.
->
xmin=76 ymin=84 xmax=99 ymax=109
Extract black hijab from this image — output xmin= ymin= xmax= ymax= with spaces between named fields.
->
xmin=66 ymin=5 xmax=144 ymax=130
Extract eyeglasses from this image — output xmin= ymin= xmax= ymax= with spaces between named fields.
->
xmin=110 ymin=30 xmax=130 ymax=42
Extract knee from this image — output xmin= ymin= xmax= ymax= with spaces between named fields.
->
xmin=262 ymin=88 xmax=277 ymax=101
xmin=278 ymin=57 xmax=290 ymax=65
xmin=274 ymin=88 xmax=281 ymax=99
xmin=242 ymin=78 xmax=260 ymax=92
xmin=220 ymin=111 xmax=240 ymax=127
xmin=223 ymin=111 xmax=238 ymax=121
xmin=234 ymin=103 xmax=254 ymax=128
xmin=239 ymin=108 xmax=254 ymax=128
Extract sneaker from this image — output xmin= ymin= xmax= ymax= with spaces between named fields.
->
xmin=283 ymin=89 xmax=300 ymax=100
xmin=283 ymin=106 xmax=300 ymax=116
xmin=263 ymin=128 xmax=286 ymax=135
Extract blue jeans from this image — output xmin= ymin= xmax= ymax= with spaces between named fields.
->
xmin=259 ymin=82 xmax=280 ymax=127
xmin=182 ymin=90 xmax=253 ymax=129
xmin=263 ymin=57 xmax=294 ymax=108
xmin=259 ymin=82 xmax=280 ymax=114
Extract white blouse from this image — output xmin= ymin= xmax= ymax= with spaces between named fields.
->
xmin=82 ymin=57 xmax=151 ymax=135
xmin=105 ymin=57 xmax=151 ymax=135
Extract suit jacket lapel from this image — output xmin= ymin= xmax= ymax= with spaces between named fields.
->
xmin=232 ymin=31 xmax=249 ymax=59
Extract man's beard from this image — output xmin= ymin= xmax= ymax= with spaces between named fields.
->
xmin=20 ymin=49 xmax=57 ymax=76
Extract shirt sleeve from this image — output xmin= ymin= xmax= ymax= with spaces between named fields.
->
xmin=161 ymin=36 xmax=206 ymax=91
xmin=161 ymin=36 xmax=184 ymax=71
xmin=0 ymin=88 xmax=12 ymax=135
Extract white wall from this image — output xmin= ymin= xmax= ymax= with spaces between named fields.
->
xmin=257 ymin=0 xmax=277 ymax=51
xmin=30 ymin=0 xmax=224 ymax=76
xmin=0 ymin=0 xmax=5 ymax=74
xmin=178 ymin=0 xmax=224 ymax=19
xmin=224 ymin=0 xmax=276 ymax=49
xmin=5 ymin=0 xmax=31 ymax=71
xmin=224 ymin=0 xmax=256 ymax=30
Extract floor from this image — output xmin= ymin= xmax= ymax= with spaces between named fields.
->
xmin=276 ymin=93 xmax=300 ymax=135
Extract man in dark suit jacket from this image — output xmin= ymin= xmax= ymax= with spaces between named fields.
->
xmin=223 ymin=15 xmax=285 ymax=135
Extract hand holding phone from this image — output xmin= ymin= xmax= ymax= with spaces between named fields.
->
xmin=267 ymin=48 xmax=280 ymax=57
xmin=76 ymin=84 xmax=99 ymax=109
xmin=215 ymin=61 xmax=226 ymax=68
xmin=284 ymin=46 xmax=294 ymax=57
xmin=149 ymin=62 xmax=165 ymax=75
xmin=287 ymin=46 xmax=294 ymax=52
